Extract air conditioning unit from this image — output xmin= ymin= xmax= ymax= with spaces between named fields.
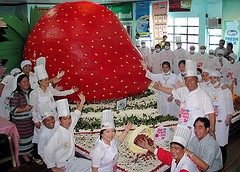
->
xmin=207 ymin=18 xmax=222 ymax=29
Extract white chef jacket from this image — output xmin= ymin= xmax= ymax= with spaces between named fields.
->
xmin=220 ymin=62 xmax=238 ymax=87
xmin=38 ymin=121 xmax=59 ymax=159
xmin=195 ymin=52 xmax=208 ymax=69
xmin=205 ymin=85 xmax=234 ymax=146
xmin=139 ymin=46 xmax=151 ymax=63
xmin=233 ymin=61 xmax=240 ymax=96
xmin=171 ymin=153 xmax=200 ymax=172
xmin=159 ymin=49 xmax=174 ymax=72
xmin=44 ymin=110 xmax=91 ymax=171
xmin=0 ymin=75 xmax=15 ymax=120
xmin=213 ymin=57 xmax=228 ymax=72
xmin=146 ymin=70 xmax=179 ymax=116
xmin=202 ymin=56 xmax=218 ymax=70
xmin=90 ymin=138 xmax=120 ymax=172
xmin=29 ymin=71 xmax=38 ymax=90
xmin=30 ymin=86 xmax=74 ymax=143
xmin=186 ymin=52 xmax=197 ymax=61
xmin=172 ymin=87 xmax=214 ymax=138
xmin=149 ymin=50 xmax=162 ymax=74
xmin=173 ymin=48 xmax=186 ymax=74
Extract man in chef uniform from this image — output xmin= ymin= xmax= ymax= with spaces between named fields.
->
xmin=202 ymin=49 xmax=218 ymax=70
xmin=21 ymin=60 xmax=38 ymax=89
xmin=186 ymin=45 xmax=197 ymax=61
xmin=195 ymin=45 xmax=208 ymax=69
xmin=44 ymin=96 xmax=91 ymax=172
xmin=139 ymin=40 xmax=151 ymax=64
xmin=157 ymin=42 xmax=174 ymax=73
xmin=37 ymin=102 xmax=59 ymax=161
xmin=153 ymin=60 xmax=215 ymax=139
xmin=138 ymin=125 xmax=202 ymax=172
xmin=173 ymin=36 xmax=187 ymax=74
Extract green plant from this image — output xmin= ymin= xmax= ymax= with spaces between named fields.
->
xmin=0 ymin=6 xmax=41 ymax=73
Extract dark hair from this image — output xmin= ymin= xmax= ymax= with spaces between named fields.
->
xmin=136 ymin=33 xmax=140 ymax=37
xmin=170 ymin=142 xmax=185 ymax=149
xmin=178 ymin=60 xmax=185 ymax=67
xmin=155 ymin=44 xmax=161 ymax=48
xmin=220 ymin=39 xmax=225 ymax=44
xmin=162 ymin=61 xmax=171 ymax=68
xmin=193 ymin=117 xmax=210 ymax=129
xmin=227 ymin=42 xmax=233 ymax=49
xmin=163 ymin=35 xmax=167 ymax=39
xmin=99 ymin=129 xmax=116 ymax=140
xmin=197 ymin=68 xmax=202 ymax=74
xmin=164 ymin=41 xmax=170 ymax=46
xmin=15 ymin=74 xmax=30 ymax=93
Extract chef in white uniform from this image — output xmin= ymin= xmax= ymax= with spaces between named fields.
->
xmin=206 ymin=70 xmax=234 ymax=165
xmin=158 ymin=42 xmax=174 ymax=73
xmin=90 ymin=110 xmax=132 ymax=172
xmin=214 ymin=49 xmax=228 ymax=72
xmin=186 ymin=45 xmax=197 ymax=61
xmin=153 ymin=60 xmax=215 ymax=139
xmin=173 ymin=36 xmax=187 ymax=74
xmin=141 ymin=60 xmax=179 ymax=117
xmin=199 ymin=69 xmax=211 ymax=89
xmin=21 ymin=60 xmax=38 ymax=90
xmin=0 ymin=68 xmax=21 ymax=119
xmin=195 ymin=45 xmax=208 ymax=69
xmin=44 ymin=95 xmax=91 ymax=172
xmin=139 ymin=40 xmax=151 ymax=63
xmin=220 ymin=53 xmax=238 ymax=87
xmin=202 ymin=49 xmax=218 ymax=70
xmin=37 ymin=102 xmax=59 ymax=160
xmin=149 ymin=44 xmax=162 ymax=74
xmin=30 ymin=65 xmax=78 ymax=163
xmin=138 ymin=125 xmax=202 ymax=172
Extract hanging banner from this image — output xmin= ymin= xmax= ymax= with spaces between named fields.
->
xmin=224 ymin=20 xmax=240 ymax=59
xmin=136 ymin=1 xmax=150 ymax=37
xmin=152 ymin=1 xmax=168 ymax=46
xmin=105 ymin=2 xmax=133 ymax=21
xmin=169 ymin=0 xmax=192 ymax=12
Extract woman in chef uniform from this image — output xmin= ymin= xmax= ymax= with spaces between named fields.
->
xmin=90 ymin=110 xmax=132 ymax=172
xmin=206 ymin=70 xmax=234 ymax=165
xmin=29 ymin=64 xmax=79 ymax=164
xmin=141 ymin=60 xmax=179 ymax=117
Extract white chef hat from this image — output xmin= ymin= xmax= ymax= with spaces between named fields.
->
xmin=209 ymin=49 xmax=214 ymax=54
xmin=185 ymin=60 xmax=197 ymax=77
xmin=217 ymin=49 xmax=224 ymax=55
xmin=171 ymin=125 xmax=191 ymax=148
xmin=56 ymin=99 xmax=70 ymax=118
xmin=36 ymin=56 xmax=46 ymax=68
xmin=229 ymin=53 xmax=237 ymax=60
xmin=37 ymin=102 xmax=53 ymax=120
xmin=209 ymin=70 xmax=221 ymax=78
xmin=101 ymin=109 xmax=115 ymax=130
xmin=10 ymin=68 xmax=21 ymax=76
xmin=202 ymin=69 xmax=211 ymax=74
xmin=176 ymin=36 xmax=182 ymax=43
xmin=190 ymin=45 xmax=195 ymax=49
xmin=34 ymin=64 xmax=48 ymax=81
xmin=20 ymin=60 xmax=32 ymax=69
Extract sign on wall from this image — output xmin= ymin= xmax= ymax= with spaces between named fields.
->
xmin=105 ymin=2 xmax=133 ymax=21
xmin=223 ymin=20 xmax=240 ymax=59
xmin=136 ymin=1 xmax=150 ymax=37
xmin=169 ymin=0 xmax=191 ymax=12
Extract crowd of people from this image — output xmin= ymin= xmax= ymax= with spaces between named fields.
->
xmin=0 ymin=35 xmax=238 ymax=171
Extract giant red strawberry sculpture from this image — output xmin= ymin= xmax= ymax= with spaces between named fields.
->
xmin=24 ymin=1 xmax=151 ymax=102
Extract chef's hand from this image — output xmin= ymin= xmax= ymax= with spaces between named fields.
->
xmin=54 ymin=84 xmax=63 ymax=91
xmin=52 ymin=166 xmax=66 ymax=172
xmin=167 ymin=95 xmax=174 ymax=102
xmin=124 ymin=122 xmax=133 ymax=133
xmin=225 ymin=114 xmax=232 ymax=126
xmin=57 ymin=71 xmax=65 ymax=79
xmin=35 ymin=122 xmax=41 ymax=129
xmin=72 ymin=86 xmax=79 ymax=93
xmin=78 ymin=93 xmax=85 ymax=104
xmin=52 ymin=77 xmax=62 ymax=84
xmin=209 ymin=130 xmax=216 ymax=140
xmin=140 ymin=60 xmax=148 ymax=71
xmin=153 ymin=82 xmax=162 ymax=90
xmin=137 ymin=138 xmax=149 ymax=149
xmin=25 ymin=105 xmax=33 ymax=111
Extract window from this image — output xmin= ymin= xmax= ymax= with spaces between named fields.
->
xmin=208 ymin=29 xmax=222 ymax=51
xmin=167 ymin=17 xmax=199 ymax=51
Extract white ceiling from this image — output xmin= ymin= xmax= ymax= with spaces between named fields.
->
xmin=0 ymin=0 xmax=143 ymax=5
